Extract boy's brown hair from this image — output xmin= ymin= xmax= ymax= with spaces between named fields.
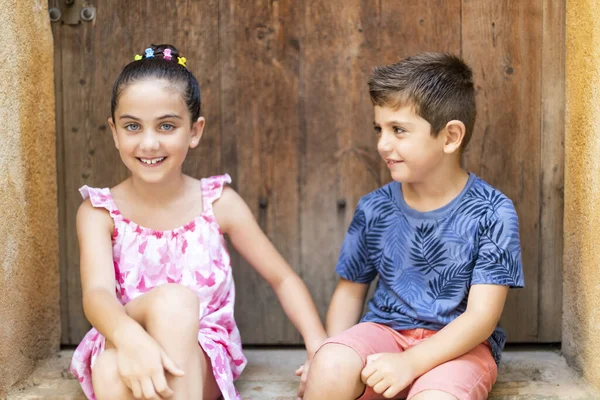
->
xmin=368 ymin=52 xmax=476 ymax=149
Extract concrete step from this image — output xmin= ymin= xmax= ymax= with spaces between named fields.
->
xmin=7 ymin=348 xmax=600 ymax=399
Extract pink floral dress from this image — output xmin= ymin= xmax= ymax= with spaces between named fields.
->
xmin=70 ymin=174 xmax=247 ymax=400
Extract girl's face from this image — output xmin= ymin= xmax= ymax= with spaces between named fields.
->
xmin=109 ymin=79 xmax=204 ymax=184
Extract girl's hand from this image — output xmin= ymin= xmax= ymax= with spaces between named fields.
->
xmin=295 ymin=338 xmax=325 ymax=399
xmin=360 ymin=352 xmax=420 ymax=399
xmin=295 ymin=359 xmax=310 ymax=399
xmin=115 ymin=328 xmax=184 ymax=399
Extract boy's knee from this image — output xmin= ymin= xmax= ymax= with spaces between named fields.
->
xmin=309 ymin=343 xmax=363 ymax=383
xmin=410 ymin=390 xmax=458 ymax=400
xmin=92 ymin=350 xmax=130 ymax=400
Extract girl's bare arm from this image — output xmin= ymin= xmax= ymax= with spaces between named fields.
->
xmin=214 ymin=187 xmax=327 ymax=353
xmin=77 ymin=200 xmax=141 ymax=344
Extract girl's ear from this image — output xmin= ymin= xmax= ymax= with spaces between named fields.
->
xmin=189 ymin=117 xmax=205 ymax=148
xmin=108 ymin=117 xmax=119 ymax=150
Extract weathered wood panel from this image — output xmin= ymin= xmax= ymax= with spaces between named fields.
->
xmin=220 ymin=0 xmax=304 ymax=344
xmin=538 ymin=0 xmax=565 ymax=342
xmin=462 ymin=0 xmax=544 ymax=341
xmin=55 ymin=0 xmax=563 ymax=344
xmin=300 ymin=0 xmax=382 ymax=329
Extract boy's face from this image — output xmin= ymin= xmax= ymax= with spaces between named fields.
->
xmin=374 ymin=105 xmax=446 ymax=183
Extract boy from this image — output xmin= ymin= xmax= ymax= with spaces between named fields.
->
xmin=298 ymin=53 xmax=524 ymax=400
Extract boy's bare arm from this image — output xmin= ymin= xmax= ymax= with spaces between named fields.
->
xmin=326 ymin=278 xmax=370 ymax=336
xmin=361 ymin=284 xmax=508 ymax=396
xmin=403 ymin=284 xmax=507 ymax=370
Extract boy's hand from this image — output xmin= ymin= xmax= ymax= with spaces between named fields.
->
xmin=360 ymin=352 xmax=420 ymax=398
xmin=295 ymin=359 xmax=310 ymax=399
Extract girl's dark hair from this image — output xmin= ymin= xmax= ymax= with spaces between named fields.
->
xmin=111 ymin=44 xmax=201 ymax=124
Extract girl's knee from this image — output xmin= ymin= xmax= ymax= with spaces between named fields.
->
xmin=147 ymin=284 xmax=200 ymax=330
xmin=92 ymin=350 xmax=131 ymax=400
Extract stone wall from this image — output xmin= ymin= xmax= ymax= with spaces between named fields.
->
xmin=0 ymin=0 xmax=60 ymax=396
xmin=563 ymin=0 xmax=600 ymax=389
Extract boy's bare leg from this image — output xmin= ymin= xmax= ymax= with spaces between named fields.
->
xmin=303 ymin=343 xmax=365 ymax=400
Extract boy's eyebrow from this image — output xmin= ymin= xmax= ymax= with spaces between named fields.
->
xmin=383 ymin=120 xmax=416 ymax=127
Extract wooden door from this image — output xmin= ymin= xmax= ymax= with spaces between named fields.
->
xmin=53 ymin=0 xmax=564 ymax=345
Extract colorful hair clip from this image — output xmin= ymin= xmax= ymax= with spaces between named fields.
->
xmin=145 ymin=48 xmax=154 ymax=58
xmin=134 ymin=54 xmax=143 ymax=61
xmin=163 ymin=49 xmax=172 ymax=61
xmin=177 ymin=56 xmax=187 ymax=68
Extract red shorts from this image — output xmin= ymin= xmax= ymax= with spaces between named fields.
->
xmin=320 ymin=322 xmax=497 ymax=400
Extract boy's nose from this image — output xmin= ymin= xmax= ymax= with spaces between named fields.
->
xmin=377 ymin=136 xmax=393 ymax=153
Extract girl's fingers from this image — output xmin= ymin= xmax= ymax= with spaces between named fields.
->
xmin=152 ymin=371 xmax=174 ymax=399
xmin=161 ymin=351 xmax=185 ymax=377
xmin=130 ymin=380 xmax=143 ymax=399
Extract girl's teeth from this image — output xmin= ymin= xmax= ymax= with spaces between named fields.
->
xmin=141 ymin=158 xmax=164 ymax=164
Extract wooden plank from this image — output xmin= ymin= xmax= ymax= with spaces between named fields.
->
xmin=300 ymin=0 xmax=382 ymax=327
xmin=220 ymin=0 xmax=303 ymax=344
xmin=49 ymin=0 xmax=70 ymax=345
xmin=378 ymin=0 xmax=462 ymax=184
xmin=538 ymin=0 xmax=565 ymax=342
xmin=58 ymin=0 xmax=221 ymax=344
xmin=461 ymin=0 xmax=543 ymax=341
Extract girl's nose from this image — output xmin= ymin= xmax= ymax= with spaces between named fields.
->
xmin=140 ymin=130 xmax=160 ymax=151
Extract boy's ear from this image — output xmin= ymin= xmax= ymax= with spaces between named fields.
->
xmin=108 ymin=118 xmax=119 ymax=150
xmin=443 ymin=120 xmax=466 ymax=154
xmin=189 ymin=117 xmax=206 ymax=149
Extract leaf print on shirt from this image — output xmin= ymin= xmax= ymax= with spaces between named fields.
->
xmin=426 ymin=261 xmax=473 ymax=302
xmin=460 ymin=185 xmax=506 ymax=219
xmin=337 ymin=209 xmax=370 ymax=282
xmin=410 ymin=223 xmax=448 ymax=275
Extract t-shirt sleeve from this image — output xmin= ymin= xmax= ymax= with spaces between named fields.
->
xmin=335 ymin=200 xmax=377 ymax=283
xmin=472 ymin=200 xmax=524 ymax=288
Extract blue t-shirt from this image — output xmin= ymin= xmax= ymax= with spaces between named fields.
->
xmin=336 ymin=173 xmax=524 ymax=364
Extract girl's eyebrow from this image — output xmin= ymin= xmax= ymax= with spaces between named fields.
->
xmin=119 ymin=114 xmax=183 ymax=120
xmin=119 ymin=114 xmax=140 ymax=120
xmin=157 ymin=114 xmax=183 ymax=120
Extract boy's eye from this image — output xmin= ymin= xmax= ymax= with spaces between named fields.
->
xmin=160 ymin=123 xmax=175 ymax=131
xmin=373 ymin=126 xmax=382 ymax=135
xmin=124 ymin=123 xmax=140 ymax=131
xmin=393 ymin=126 xmax=406 ymax=135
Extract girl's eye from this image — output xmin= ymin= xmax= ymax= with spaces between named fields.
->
xmin=125 ymin=123 xmax=140 ymax=131
xmin=160 ymin=123 xmax=175 ymax=131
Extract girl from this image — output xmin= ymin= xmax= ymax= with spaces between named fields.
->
xmin=70 ymin=44 xmax=327 ymax=400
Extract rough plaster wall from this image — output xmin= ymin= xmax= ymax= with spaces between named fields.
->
xmin=0 ymin=0 xmax=60 ymax=396
xmin=563 ymin=0 xmax=600 ymax=390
